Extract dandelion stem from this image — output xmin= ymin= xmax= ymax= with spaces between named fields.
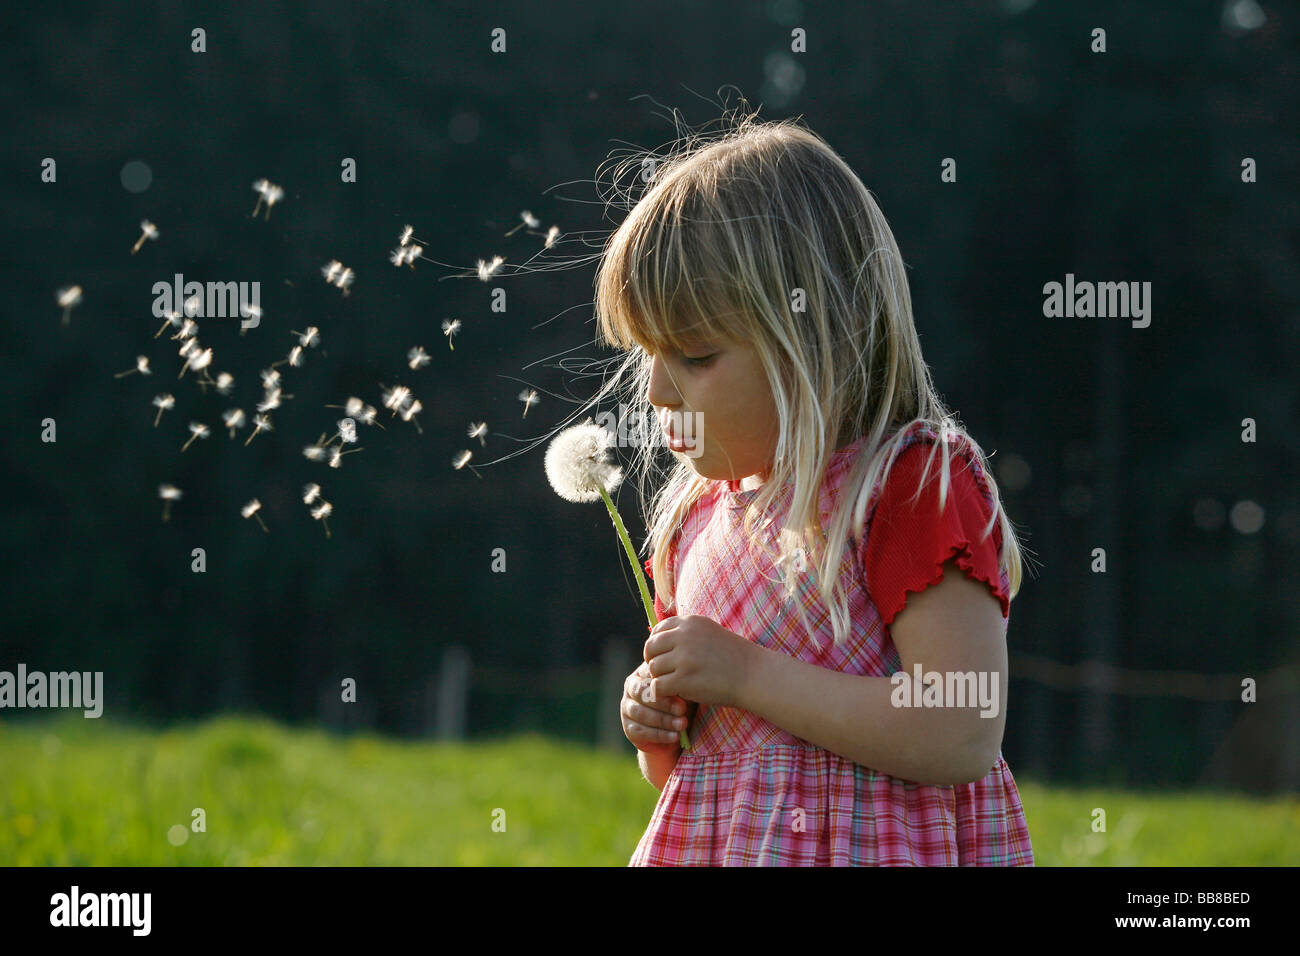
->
xmin=596 ymin=482 xmax=689 ymax=749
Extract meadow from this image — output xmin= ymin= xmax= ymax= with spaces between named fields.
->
xmin=2 ymin=714 xmax=1296 ymax=866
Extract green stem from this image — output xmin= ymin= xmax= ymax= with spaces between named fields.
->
xmin=597 ymin=483 xmax=692 ymax=751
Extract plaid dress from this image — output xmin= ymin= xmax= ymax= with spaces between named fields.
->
xmin=629 ymin=422 xmax=1034 ymax=866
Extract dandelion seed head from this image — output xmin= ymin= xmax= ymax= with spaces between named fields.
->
xmin=252 ymin=413 xmax=273 ymax=434
xmin=241 ymin=303 xmax=262 ymax=322
xmin=188 ymin=347 xmax=213 ymax=372
xmin=260 ymin=368 xmax=281 ymax=389
xmin=183 ymin=294 xmax=202 ymax=317
xmin=296 ymin=326 xmax=320 ymax=348
xmin=178 ymin=338 xmax=198 ymax=359
xmin=338 ymin=419 xmax=357 ymax=444
xmin=264 ymin=183 xmax=284 ymax=206
xmin=407 ymin=244 xmax=422 ymax=261
xmin=303 ymin=442 xmax=327 ymax=462
xmin=441 ymin=319 xmax=461 ymax=337
xmin=158 ymin=484 xmax=182 ymax=501
xmin=135 ymin=356 xmax=151 ymax=375
xmin=468 ymin=421 xmax=488 ymax=440
xmin=257 ymin=388 xmax=282 ymax=413
xmin=57 ymin=286 xmax=83 ymax=308
xmin=452 ymin=450 xmax=472 ymax=470
xmin=222 ymin=408 xmax=246 ymax=429
xmin=399 ymin=399 xmax=423 ymax=423
xmin=187 ymin=422 xmax=210 ymax=439
xmin=153 ymin=393 xmax=175 ymax=411
xmin=335 ymin=267 xmax=354 ymax=291
xmin=389 ymin=247 xmax=407 ymax=267
xmin=344 ymin=396 xmax=363 ymax=417
xmin=407 ymin=346 xmax=430 ymax=370
xmin=322 ymin=260 xmax=342 ymax=283
xmin=399 ymin=224 xmax=414 ymax=246
xmin=520 ymin=210 xmax=540 ymax=229
xmin=173 ymin=318 xmax=198 ymax=340
xmin=287 ymin=345 xmax=303 ymax=367
xmin=302 ymin=483 xmax=322 ymax=505
xmin=544 ymin=419 xmax=624 ymax=503
xmin=544 ymin=225 xmax=560 ymax=248
xmin=140 ymin=220 xmax=159 ymax=240
xmin=328 ymin=446 xmax=343 ymax=468
xmin=310 ymin=501 xmax=332 ymax=521
xmin=241 ymin=499 xmax=262 ymax=519
xmin=381 ymin=385 xmax=411 ymax=412
xmin=253 ymin=178 xmax=270 ymax=196
xmin=215 ymin=372 xmax=235 ymax=394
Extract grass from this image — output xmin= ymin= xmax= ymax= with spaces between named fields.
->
xmin=1 ymin=713 xmax=1296 ymax=865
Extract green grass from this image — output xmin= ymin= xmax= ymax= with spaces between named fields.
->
xmin=1 ymin=714 xmax=1296 ymax=865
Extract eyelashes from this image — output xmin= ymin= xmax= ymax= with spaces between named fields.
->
xmin=682 ymin=354 xmax=716 ymax=368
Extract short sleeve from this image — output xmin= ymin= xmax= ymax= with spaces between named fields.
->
xmin=645 ymin=551 xmax=676 ymax=623
xmin=862 ymin=443 xmax=1009 ymax=628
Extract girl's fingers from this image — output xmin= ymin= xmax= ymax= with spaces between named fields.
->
xmin=628 ymin=720 xmax=680 ymax=743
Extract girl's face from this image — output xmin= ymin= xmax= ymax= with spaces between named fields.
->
xmin=647 ymin=334 xmax=780 ymax=484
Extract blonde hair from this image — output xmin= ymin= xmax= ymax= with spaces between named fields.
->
xmin=583 ymin=104 xmax=1027 ymax=648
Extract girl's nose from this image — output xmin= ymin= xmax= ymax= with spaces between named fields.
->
xmin=647 ymin=352 xmax=680 ymax=408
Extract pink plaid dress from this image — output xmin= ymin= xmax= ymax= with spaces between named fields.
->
xmin=629 ymin=422 xmax=1034 ymax=866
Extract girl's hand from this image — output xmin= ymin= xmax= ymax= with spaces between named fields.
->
xmin=643 ymin=614 xmax=757 ymax=709
xmin=622 ymin=661 xmax=690 ymax=752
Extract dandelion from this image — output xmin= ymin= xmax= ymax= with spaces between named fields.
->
xmin=302 ymin=482 xmax=322 ymax=505
xmin=215 ymin=372 xmax=235 ymax=395
xmin=178 ymin=346 xmax=213 ymax=379
xmin=293 ymin=326 xmax=321 ymax=348
xmin=181 ymin=422 xmax=210 ymax=452
xmin=222 ymin=408 xmax=246 ymax=437
xmin=56 ymin=285 xmax=82 ymax=325
xmin=310 ymin=500 xmax=333 ymax=538
xmin=505 ymin=210 xmax=540 ymax=237
xmin=131 ymin=219 xmax=159 ymax=255
xmin=152 ymin=393 xmax=175 ymax=427
xmin=468 ymin=421 xmax=488 ymax=446
xmin=518 ymin=388 xmax=540 ymax=418
xmin=114 ymin=356 xmax=151 ymax=378
xmin=154 ymin=309 xmax=183 ymax=338
xmin=407 ymin=346 xmax=430 ymax=370
xmin=475 ymin=255 xmax=505 ymax=282
xmin=543 ymin=225 xmax=561 ymax=249
xmin=441 ymin=319 xmax=461 ymax=350
xmin=544 ymin=419 xmax=688 ymax=748
xmin=245 ymin=413 xmax=272 ymax=446
xmin=158 ymin=483 xmax=182 ymax=522
xmin=241 ymin=498 xmax=269 ymax=533
xmin=251 ymin=178 xmax=284 ymax=220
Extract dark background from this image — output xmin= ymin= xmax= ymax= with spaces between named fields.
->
xmin=3 ymin=0 xmax=1297 ymax=792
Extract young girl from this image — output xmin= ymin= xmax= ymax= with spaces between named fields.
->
xmin=594 ymin=107 xmax=1034 ymax=865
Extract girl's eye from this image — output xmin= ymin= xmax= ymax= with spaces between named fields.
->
xmin=682 ymin=354 xmax=716 ymax=368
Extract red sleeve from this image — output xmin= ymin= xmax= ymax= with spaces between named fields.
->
xmin=645 ymin=557 xmax=674 ymax=623
xmin=862 ymin=443 xmax=1009 ymax=628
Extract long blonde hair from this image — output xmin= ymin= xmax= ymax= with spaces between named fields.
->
xmin=582 ymin=104 xmax=1027 ymax=648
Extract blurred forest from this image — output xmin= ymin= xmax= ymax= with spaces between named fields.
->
xmin=1 ymin=0 xmax=1297 ymax=792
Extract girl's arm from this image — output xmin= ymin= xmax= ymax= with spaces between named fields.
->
xmin=638 ymin=743 xmax=681 ymax=792
xmin=734 ymin=558 xmax=1008 ymax=785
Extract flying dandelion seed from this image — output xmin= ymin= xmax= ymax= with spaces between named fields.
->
xmin=181 ymin=421 xmax=210 ymax=452
xmin=152 ymin=393 xmax=175 ymax=427
xmin=272 ymin=345 xmax=304 ymax=369
xmin=257 ymin=387 xmax=285 ymax=413
xmin=398 ymin=224 xmax=414 ymax=246
xmin=505 ymin=210 xmax=540 ymax=237
xmin=441 ymin=319 xmax=461 ymax=350
xmin=310 ymin=500 xmax=333 ymax=538
xmin=171 ymin=318 xmax=199 ymax=341
xmin=183 ymin=294 xmax=202 ymax=318
xmin=178 ymin=338 xmax=198 ymax=360
xmin=518 ymin=388 xmax=540 ymax=418
xmin=245 ymin=413 xmax=272 ymax=446
xmin=451 ymin=449 xmax=483 ymax=478
xmin=333 ymin=396 xmax=384 ymax=430
xmin=222 ymin=407 xmax=246 ymax=437
xmin=251 ymin=178 xmax=284 ymax=220
xmin=303 ymin=435 xmax=329 ymax=462
xmin=543 ymin=225 xmax=561 ymax=249
xmin=381 ymin=384 xmax=411 ymax=415
xmin=468 ymin=421 xmax=488 ymax=446
xmin=399 ymin=399 xmax=423 ymax=433
xmin=407 ymin=346 xmax=430 ymax=370
xmin=321 ymin=260 xmax=342 ymax=285
xmin=239 ymin=303 xmax=262 ymax=336
xmin=131 ymin=219 xmax=159 ymax=255
xmin=405 ymin=245 xmax=423 ymax=268
xmin=178 ymin=346 xmax=213 ymax=380
xmin=158 ymin=483 xmax=182 ymax=522
xmin=328 ymin=444 xmax=364 ymax=469
xmin=215 ymin=372 xmax=235 ymax=395
xmin=56 ymin=285 xmax=83 ymax=325
xmin=241 ymin=498 xmax=269 ymax=532
xmin=475 ymin=255 xmax=505 ymax=282
xmin=154 ymin=309 xmax=182 ymax=338
xmin=293 ymin=326 xmax=321 ymax=348
xmin=302 ymin=482 xmax=322 ymax=505
xmin=114 ymin=355 xmax=151 ymax=378
xmin=335 ymin=418 xmax=358 ymax=444
xmin=260 ymin=368 xmax=281 ymax=390
xmin=390 ymin=247 xmax=410 ymax=267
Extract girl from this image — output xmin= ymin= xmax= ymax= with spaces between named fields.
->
xmin=595 ymin=107 xmax=1033 ymax=865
